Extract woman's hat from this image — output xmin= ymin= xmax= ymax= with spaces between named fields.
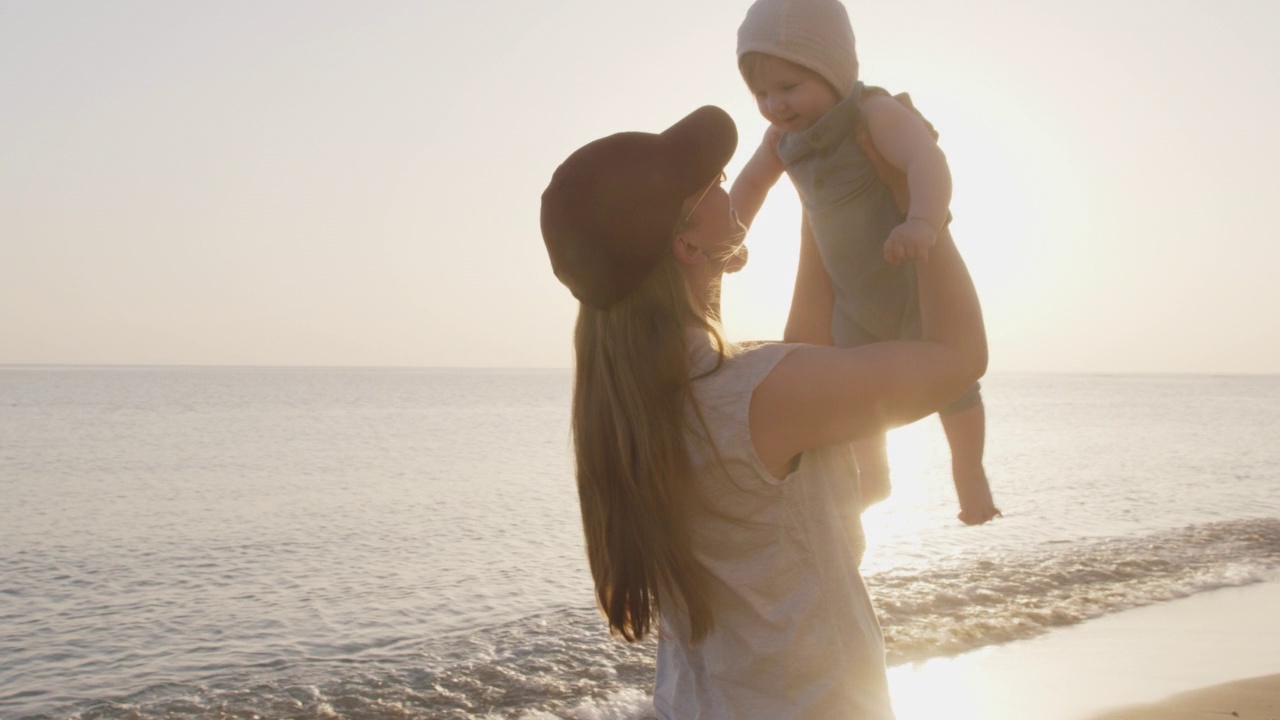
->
xmin=540 ymin=106 xmax=737 ymax=309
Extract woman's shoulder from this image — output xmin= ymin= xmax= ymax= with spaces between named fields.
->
xmin=692 ymin=340 xmax=799 ymax=404
xmin=712 ymin=339 xmax=796 ymax=370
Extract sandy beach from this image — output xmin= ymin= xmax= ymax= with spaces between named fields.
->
xmin=1088 ymin=674 xmax=1280 ymax=719
xmin=888 ymin=580 xmax=1280 ymax=720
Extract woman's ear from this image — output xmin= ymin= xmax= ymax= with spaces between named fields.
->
xmin=672 ymin=233 xmax=706 ymax=266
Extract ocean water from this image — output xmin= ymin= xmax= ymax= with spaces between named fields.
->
xmin=1 ymin=368 xmax=1277 ymax=719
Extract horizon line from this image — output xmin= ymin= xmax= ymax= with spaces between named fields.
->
xmin=2 ymin=363 xmax=1278 ymax=378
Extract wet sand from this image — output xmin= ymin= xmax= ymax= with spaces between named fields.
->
xmin=888 ymin=580 xmax=1280 ymax=720
xmin=1088 ymin=674 xmax=1280 ymax=719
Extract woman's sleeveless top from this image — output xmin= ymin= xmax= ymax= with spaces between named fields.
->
xmin=653 ymin=336 xmax=894 ymax=719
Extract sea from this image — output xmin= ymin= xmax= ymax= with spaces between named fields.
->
xmin=1 ymin=367 xmax=1278 ymax=719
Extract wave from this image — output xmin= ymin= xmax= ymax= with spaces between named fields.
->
xmin=872 ymin=516 xmax=1280 ymax=663
xmin=14 ymin=517 xmax=1278 ymax=720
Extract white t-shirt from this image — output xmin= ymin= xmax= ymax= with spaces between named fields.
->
xmin=653 ymin=336 xmax=894 ymax=719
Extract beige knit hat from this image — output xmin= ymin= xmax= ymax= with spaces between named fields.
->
xmin=737 ymin=0 xmax=858 ymax=99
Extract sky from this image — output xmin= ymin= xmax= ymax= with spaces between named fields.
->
xmin=2 ymin=0 xmax=1278 ymax=373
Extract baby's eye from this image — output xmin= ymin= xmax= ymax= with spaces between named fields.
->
xmin=782 ymin=84 xmax=797 ymax=91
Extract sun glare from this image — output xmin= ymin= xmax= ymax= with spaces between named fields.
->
xmin=857 ymin=419 xmax=953 ymax=553
xmin=718 ymin=177 xmax=806 ymax=343
xmin=888 ymin=654 xmax=994 ymax=720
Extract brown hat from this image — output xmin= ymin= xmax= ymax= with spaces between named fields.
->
xmin=540 ymin=106 xmax=738 ymax=309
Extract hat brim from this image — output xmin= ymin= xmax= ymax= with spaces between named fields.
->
xmin=658 ymin=105 xmax=738 ymax=200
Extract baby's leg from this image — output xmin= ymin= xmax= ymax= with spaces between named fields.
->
xmin=939 ymin=389 xmax=1000 ymax=525
xmin=852 ymin=434 xmax=891 ymax=510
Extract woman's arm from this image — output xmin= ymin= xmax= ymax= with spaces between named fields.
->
xmin=750 ymin=227 xmax=986 ymax=479
xmin=782 ymin=216 xmax=834 ymax=345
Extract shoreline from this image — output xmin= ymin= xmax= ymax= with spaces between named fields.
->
xmin=887 ymin=579 xmax=1280 ymax=720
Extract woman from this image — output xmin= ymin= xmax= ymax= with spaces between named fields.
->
xmin=540 ymin=106 xmax=986 ymax=719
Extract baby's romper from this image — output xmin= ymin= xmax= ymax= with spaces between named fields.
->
xmin=777 ymin=83 xmax=980 ymax=411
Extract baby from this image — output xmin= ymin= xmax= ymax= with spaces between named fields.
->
xmin=730 ymin=0 xmax=1000 ymax=524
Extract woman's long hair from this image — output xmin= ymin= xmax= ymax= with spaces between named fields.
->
xmin=572 ymin=251 xmax=727 ymax=644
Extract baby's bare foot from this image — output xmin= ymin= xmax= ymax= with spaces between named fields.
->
xmin=957 ymin=504 xmax=1002 ymax=526
xmin=954 ymin=471 xmax=1000 ymax=525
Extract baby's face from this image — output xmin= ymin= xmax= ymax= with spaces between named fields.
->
xmin=746 ymin=55 xmax=840 ymax=134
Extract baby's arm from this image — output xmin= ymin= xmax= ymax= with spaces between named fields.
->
xmin=861 ymin=94 xmax=952 ymax=265
xmin=783 ymin=216 xmax=835 ymax=346
xmin=729 ymin=125 xmax=785 ymax=229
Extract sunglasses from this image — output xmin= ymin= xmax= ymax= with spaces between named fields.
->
xmin=679 ymin=171 xmax=728 ymax=228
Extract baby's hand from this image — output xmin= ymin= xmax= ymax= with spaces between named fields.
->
xmin=883 ymin=218 xmax=937 ymax=265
